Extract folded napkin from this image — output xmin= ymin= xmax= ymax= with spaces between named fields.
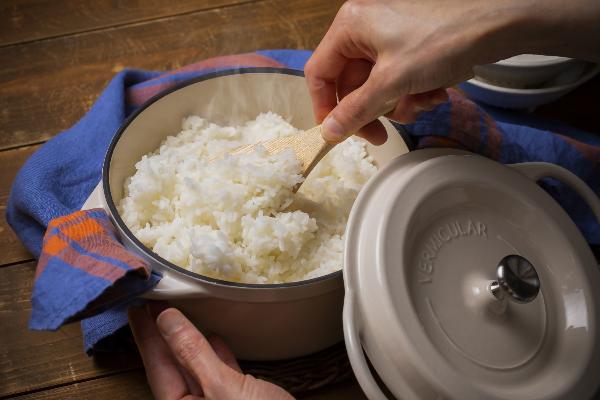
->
xmin=30 ymin=209 xmax=159 ymax=330
xmin=7 ymin=50 xmax=599 ymax=354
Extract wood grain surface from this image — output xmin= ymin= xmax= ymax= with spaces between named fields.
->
xmin=0 ymin=1 xmax=256 ymax=47
xmin=0 ymin=0 xmax=342 ymax=150
xmin=0 ymin=262 xmax=144 ymax=398
xmin=9 ymin=368 xmax=367 ymax=400
xmin=0 ymin=145 xmax=38 ymax=266
xmin=10 ymin=370 xmax=153 ymax=400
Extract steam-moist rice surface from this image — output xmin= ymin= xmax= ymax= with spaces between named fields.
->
xmin=119 ymin=112 xmax=377 ymax=283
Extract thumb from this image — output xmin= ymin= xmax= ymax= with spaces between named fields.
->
xmin=156 ymin=308 xmax=243 ymax=398
xmin=322 ymin=68 xmax=396 ymax=143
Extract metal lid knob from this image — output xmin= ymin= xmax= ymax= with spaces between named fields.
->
xmin=489 ymin=255 xmax=540 ymax=304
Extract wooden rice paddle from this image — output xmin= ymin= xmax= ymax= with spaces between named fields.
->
xmin=213 ymin=125 xmax=333 ymax=191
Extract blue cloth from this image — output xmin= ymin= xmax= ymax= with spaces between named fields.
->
xmin=404 ymin=89 xmax=600 ymax=244
xmin=6 ymin=49 xmax=599 ymax=353
xmin=30 ymin=207 xmax=160 ymax=331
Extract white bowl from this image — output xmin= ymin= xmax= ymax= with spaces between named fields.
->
xmin=474 ymin=54 xmax=586 ymax=88
xmin=460 ymin=63 xmax=600 ymax=109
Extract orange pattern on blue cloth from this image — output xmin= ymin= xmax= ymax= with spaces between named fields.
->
xmin=37 ymin=209 xmax=150 ymax=281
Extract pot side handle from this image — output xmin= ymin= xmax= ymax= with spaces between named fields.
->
xmin=343 ymin=292 xmax=388 ymax=400
xmin=143 ymin=273 xmax=211 ymax=299
xmin=80 ymin=183 xmax=211 ymax=299
xmin=81 ymin=182 xmax=106 ymax=211
xmin=510 ymin=162 xmax=600 ymax=224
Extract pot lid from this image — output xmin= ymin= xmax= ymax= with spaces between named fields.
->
xmin=343 ymin=149 xmax=600 ymax=400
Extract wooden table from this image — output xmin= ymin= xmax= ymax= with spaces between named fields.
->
xmin=0 ymin=1 xmax=598 ymax=399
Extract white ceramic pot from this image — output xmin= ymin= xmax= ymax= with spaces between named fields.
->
xmin=82 ymin=68 xmax=409 ymax=361
xmin=343 ymin=149 xmax=600 ymax=399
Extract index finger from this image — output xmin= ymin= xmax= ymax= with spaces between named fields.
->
xmin=304 ymin=21 xmax=349 ymax=122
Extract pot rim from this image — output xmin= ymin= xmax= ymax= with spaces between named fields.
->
xmin=103 ymin=67 xmax=343 ymax=289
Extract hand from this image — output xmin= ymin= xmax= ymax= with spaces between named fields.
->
xmin=129 ymin=304 xmax=294 ymax=400
xmin=305 ymin=0 xmax=600 ymax=144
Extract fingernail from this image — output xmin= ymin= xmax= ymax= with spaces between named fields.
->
xmin=322 ymin=116 xmax=346 ymax=142
xmin=157 ymin=309 xmax=185 ymax=336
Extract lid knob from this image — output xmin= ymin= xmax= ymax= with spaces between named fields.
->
xmin=489 ymin=255 xmax=540 ymax=304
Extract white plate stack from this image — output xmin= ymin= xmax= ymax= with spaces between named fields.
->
xmin=459 ymin=54 xmax=599 ymax=109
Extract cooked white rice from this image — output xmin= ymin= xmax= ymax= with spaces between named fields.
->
xmin=119 ymin=112 xmax=377 ymax=283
